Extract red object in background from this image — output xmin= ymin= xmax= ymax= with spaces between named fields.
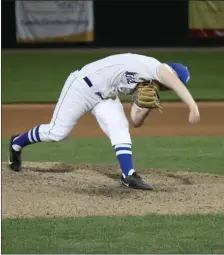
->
xmin=189 ymin=29 xmax=224 ymax=38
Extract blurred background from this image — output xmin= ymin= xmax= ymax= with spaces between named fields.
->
xmin=2 ymin=0 xmax=224 ymax=104
xmin=2 ymin=0 xmax=224 ymax=48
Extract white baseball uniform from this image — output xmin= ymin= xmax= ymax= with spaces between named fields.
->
xmin=38 ymin=53 xmax=163 ymax=146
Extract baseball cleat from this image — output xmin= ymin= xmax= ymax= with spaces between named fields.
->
xmin=8 ymin=134 xmax=22 ymax=172
xmin=120 ymin=172 xmax=153 ymax=190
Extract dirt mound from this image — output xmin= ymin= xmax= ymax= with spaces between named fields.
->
xmin=2 ymin=162 xmax=224 ymax=219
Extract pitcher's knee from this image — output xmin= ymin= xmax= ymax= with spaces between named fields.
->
xmin=38 ymin=124 xmax=70 ymax=142
xmin=48 ymin=132 xmax=68 ymax=142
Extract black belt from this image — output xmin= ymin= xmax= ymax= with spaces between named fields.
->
xmin=83 ymin=76 xmax=93 ymax=87
xmin=83 ymin=76 xmax=104 ymax=100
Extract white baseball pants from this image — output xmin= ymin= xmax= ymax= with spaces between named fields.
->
xmin=38 ymin=72 xmax=131 ymax=146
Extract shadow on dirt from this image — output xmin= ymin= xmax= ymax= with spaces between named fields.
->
xmin=19 ymin=162 xmax=218 ymax=196
xmin=2 ymin=162 xmax=224 ymax=218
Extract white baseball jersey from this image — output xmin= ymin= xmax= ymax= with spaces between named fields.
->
xmin=75 ymin=53 xmax=162 ymax=98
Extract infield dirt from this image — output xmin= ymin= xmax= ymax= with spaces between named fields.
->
xmin=2 ymin=103 xmax=224 ymax=218
xmin=2 ymin=103 xmax=224 ymax=137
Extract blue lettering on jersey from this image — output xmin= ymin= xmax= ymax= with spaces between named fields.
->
xmin=125 ymin=72 xmax=137 ymax=84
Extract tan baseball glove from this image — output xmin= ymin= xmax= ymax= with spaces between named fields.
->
xmin=132 ymin=80 xmax=163 ymax=112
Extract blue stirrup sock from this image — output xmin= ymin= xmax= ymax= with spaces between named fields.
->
xmin=12 ymin=125 xmax=42 ymax=151
xmin=114 ymin=143 xmax=135 ymax=177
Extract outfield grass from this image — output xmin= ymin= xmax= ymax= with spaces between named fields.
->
xmin=2 ymin=136 xmax=224 ymax=174
xmin=2 ymin=51 xmax=224 ymax=103
xmin=2 ymin=214 xmax=224 ymax=254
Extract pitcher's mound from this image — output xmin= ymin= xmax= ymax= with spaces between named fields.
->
xmin=2 ymin=162 xmax=224 ymax=218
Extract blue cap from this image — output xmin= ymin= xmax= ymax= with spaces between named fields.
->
xmin=168 ymin=63 xmax=190 ymax=85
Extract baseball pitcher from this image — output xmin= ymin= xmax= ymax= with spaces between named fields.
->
xmin=8 ymin=53 xmax=200 ymax=190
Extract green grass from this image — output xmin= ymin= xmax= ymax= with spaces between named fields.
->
xmin=2 ymin=214 xmax=224 ymax=254
xmin=2 ymin=51 xmax=224 ymax=103
xmin=2 ymin=136 xmax=224 ymax=174
xmin=2 ymin=136 xmax=224 ymax=253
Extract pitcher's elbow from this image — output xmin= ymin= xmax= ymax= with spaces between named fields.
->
xmin=130 ymin=120 xmax=143 ymax=128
